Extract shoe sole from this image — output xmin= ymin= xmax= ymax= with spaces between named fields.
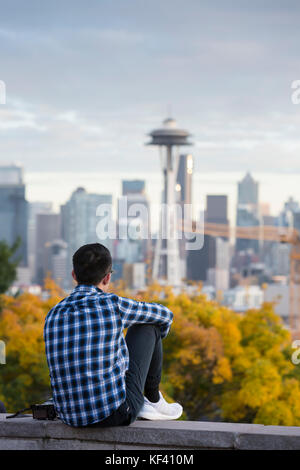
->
xmin=137 ymin=409 xmax=183 ymax=421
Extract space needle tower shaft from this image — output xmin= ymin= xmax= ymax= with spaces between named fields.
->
xmin=146 ymin=118 xmax=193 ymax=286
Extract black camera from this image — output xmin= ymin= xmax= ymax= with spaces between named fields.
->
xmin=31 ymin=403 xmax=56 ymax=420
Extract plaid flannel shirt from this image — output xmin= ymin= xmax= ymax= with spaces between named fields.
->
xmin=44 ymin=284 xmax=173 ymax=427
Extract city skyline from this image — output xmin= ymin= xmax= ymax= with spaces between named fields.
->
xmin=0 ymin=160 xmax=297 ymax=322
xmin=2 ymin=160 xmax=300 ymax=240
xmin=22 ymin=168 xmax=300 ymax=226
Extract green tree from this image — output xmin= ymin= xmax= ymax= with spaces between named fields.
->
xmin=0 ymin=238 xmax=21 ymax=294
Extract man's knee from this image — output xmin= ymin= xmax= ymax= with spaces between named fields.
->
xmin=127 ymin=324 xmax=161 ymax=338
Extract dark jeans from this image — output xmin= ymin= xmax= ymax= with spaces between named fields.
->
xmin=92 ymin=324 xmax=162 ymax=427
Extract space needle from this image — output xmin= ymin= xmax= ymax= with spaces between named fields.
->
xmin=146 ymin=118 xmax=193 ymax=286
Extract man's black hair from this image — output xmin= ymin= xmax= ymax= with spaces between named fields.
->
xmin=72 ymin=243 xmax=112 ymax=285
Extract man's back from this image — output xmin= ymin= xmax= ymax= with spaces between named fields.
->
xmin=44 ymin=284 xmax=173 ymax=427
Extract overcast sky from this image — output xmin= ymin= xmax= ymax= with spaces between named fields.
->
xmin=0 ymin=0 xmax=300 ymax=175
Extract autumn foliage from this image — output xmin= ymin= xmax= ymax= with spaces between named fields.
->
xmin=0 ymin=277 xmax=64 ymax=410
xmin=0 ymin=278 xmax=299 ymax=426
xmin=114 ymin=282 xmax=299 ymax=425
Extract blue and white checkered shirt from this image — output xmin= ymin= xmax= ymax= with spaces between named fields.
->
xmin=44 ymin=284 xmax=173 ymax=427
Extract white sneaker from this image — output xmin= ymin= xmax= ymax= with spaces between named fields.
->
xmin=137 ymin=392 xmax=183 ymax=420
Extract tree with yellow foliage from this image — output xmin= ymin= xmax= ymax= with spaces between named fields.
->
xmin=0 ymin=277 xmax=64 ymax=411
xmin=220 ymin=303 xmax=295 ymax=425
xmin=120 ymin=285 xmax=298 ymax=425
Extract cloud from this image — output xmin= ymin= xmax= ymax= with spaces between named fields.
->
xmin=0 ymin=1 xmax=300 ymax=174
xmin=0 ymin=101 xmax=47 ymax=131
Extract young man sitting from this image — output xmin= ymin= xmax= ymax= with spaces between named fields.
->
xmin=44 ymin=243 xmax=183 ymax=427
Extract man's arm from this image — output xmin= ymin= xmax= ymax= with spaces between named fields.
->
xmin=117 ymin=296 xmax=173 ymax=338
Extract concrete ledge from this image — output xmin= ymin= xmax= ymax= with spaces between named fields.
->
xmin=1 ymin=414 xmax=300 ymax=450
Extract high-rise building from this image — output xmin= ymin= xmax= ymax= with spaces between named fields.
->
xmin=187 ymin=195 xmax=230 ymax=290
xmin=62 ymin=187 xmax=113 ymax=252
xmin=0 ymin=165 xmax=23 ymax=185
xmin=278 ymin=196 xmax=300 ymax=232
xmin=176 ymin=154 xmax=194 ymax=280
xmin=206 ymin=195 xmax=228 ymax=225
xmin=284 ymin=197 xmax=300 ymax=213
xmin=207 ymin=237 xmax=230 ymax=291
xmin=187 ymin=234 xmax=214 ymax=282
xmin=122 ymin=180 xmax=145 ymax=196
xmin=28 ymin=202 xmax=53 ymax=282
xmin=45 ymin=239 xmax=68 ymax=290
xmin=123 ymin=262 xmax=146 ymax=290
xmin=236 ymin=172 xmax=259 ymax=254
xmin=268 ymin=243 xmax=290 ymax=277
xmin=238 ymin=172 xmax=258 ymax=207
xmin=116 ymin=180 xmax=150 ymax=266
xmin=176 ymin=154 xmax=193 ymax=205
xmin=206 ymin=195 xmax=230 ymax=290
xmin=61 ymin=187 xmax=113 ymax=287
xmin=121 ymin=181 xmax=149 ymax=228
xmin=293 ymin=211 xmax=300 ymax=235
xmin=0 ymin=164 xmax=28 ymax=265
xmin=258 ymin=211 xmax=281 ymax=278
xmin=260 ymin=197 xmax=299 ymax=278
xmin=35 ymin=213 xmax=61 ymax=285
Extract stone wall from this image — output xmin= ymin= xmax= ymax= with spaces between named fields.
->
xmin=1 ymin=414 xmax=300 ymax=450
